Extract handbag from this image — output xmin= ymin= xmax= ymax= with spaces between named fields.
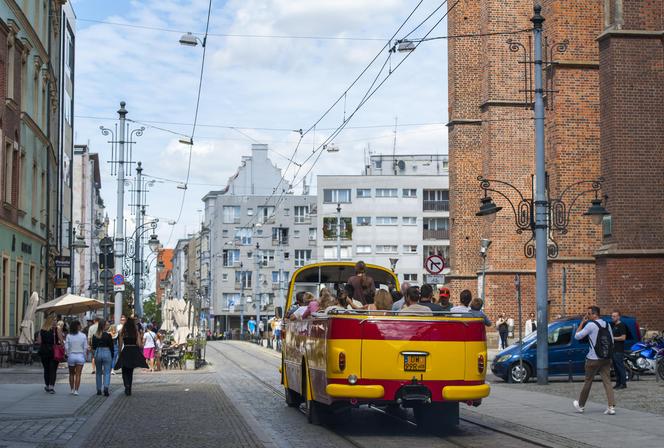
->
xmin=52 ymin=329 xmax=65 ymax=362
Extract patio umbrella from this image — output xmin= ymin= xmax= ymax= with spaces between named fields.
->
xmin=172 ymin=299 xmax=191 ymax=345
xmin=18 ymin=292 xmax=40 ymax=344
xmin=160 ymin=298 xmax=175 ymax=332
xmin=35 ymin=293 xmax=108 ymax=315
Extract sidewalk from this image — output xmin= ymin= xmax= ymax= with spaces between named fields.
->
xmin=468 ymin=382 xmax=664 ymax=448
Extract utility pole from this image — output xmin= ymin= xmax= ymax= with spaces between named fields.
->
xmin=239 ymin=262 xmax=245 ymax=338
xmin=134 ymin=162 xmax=144 ymax=318
xmin=531 ymin=6 xmax=550 ymax=385
xmin=336 ymin=203 xmax=342 ymax=261
xmin=114 ymin=103 xmax=127 ymax=324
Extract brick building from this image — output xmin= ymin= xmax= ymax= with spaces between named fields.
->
xmin=447 ymin=0 xmax=663 ymax=330
xmin=155 ymin=248 xmax=173 ymax=306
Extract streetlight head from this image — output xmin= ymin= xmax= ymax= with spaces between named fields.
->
xmin=476 ymin=196 xmax=502 ymax=223
xmin=389 ymin=257 xmax=399 ymax=272
xmin=148 ymin=234 xmax=161 ymax=252
xmin=179 ymin=32 xmax=199 ymax=47
xmin=72 ymin=238 xmax=88 ymax=255
xmin=480 ymin=238 xmax=492 ymax=256
xmin=397 ymin=39 xmax=416 ymax=53
xmin=583 ymin=198 xmax=609 ymax=225
xmin=179 ymin=137 xmax=194 ymax=145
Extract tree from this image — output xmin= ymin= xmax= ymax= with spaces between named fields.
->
xmin=143 ymin=293 xmax=162 ymax=326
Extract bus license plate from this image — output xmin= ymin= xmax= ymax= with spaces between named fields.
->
xmin=403 ymin=355 xmax=426 ymax=372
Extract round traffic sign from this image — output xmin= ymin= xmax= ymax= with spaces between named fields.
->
xmin=112 ymin=274 xmax=124 ymax=286
xmin=424 ymin=255 xmax=445 ymax=275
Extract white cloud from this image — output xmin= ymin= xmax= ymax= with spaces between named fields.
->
xmin=74 ymin=0 xmax=449 ymax=246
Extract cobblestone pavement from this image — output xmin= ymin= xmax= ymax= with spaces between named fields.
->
xmin=499 ymin=376 xmax=664 ymax=415
xmin=82 ymin=383 xmax=263 ymax=448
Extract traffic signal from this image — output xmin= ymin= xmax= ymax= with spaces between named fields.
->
xmin=99 ymin=252 xmax=115 ymax=269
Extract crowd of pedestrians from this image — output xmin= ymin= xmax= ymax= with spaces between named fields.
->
xmin=36 ymin=313 xmax=160 ymax=397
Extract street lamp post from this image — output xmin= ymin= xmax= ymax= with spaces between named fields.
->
xmin=71 ymin=227 xmax=88 ymax=294
xmin=475 ymin=5 xmax=609 ymax=385
xmin=479 ymin=239 xmax=491 ymax=306
xmin=125 ymin=219 xmax=160 ymax=317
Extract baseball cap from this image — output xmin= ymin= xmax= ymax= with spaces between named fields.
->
xmin=438 ymin=287 xmax=450 ymax=298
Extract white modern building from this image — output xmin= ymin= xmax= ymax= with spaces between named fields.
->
xmin=71 ymin=144 xmax=105 ymax=298
xmin=317 ymin=154 xmax=449 ymax=285
xmin=202 ymin=144 xmax=318 ymax=333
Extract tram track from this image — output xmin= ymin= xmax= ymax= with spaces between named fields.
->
xmin=209 ymin=342 xmax=591 ymax=448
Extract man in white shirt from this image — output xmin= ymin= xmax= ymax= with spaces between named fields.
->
xmin=573 ymin=306 xmax=616 ymax=415
xmin=525 ymin=312 xmax=536 ymax=336
xmin=450 ymin=290 xmax=472 ymax=313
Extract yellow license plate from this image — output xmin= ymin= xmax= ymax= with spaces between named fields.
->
xmin=403 ymin=355 xmax=426 ymax=372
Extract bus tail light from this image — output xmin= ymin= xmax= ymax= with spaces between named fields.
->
xmin=339 ymin=352 xmax=346 ymax=372
xmin=478 ymin=354 xmax=485 ymax=373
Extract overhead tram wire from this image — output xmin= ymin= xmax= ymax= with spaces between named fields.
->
xmin=239 ymin=0 xmax=430 ymax=232
xmin=290 ymin=1 xmax=463 ymax=192
xmin=166 ymin=0 xmax=213 ymax=246
xmin=77 ymin=18 xmax=386 ymax=42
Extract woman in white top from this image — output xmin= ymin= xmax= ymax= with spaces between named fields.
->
xmin=65 ymin=321 xmax=87 ymax=395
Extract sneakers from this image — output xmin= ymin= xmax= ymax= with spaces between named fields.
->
xmin=573 ymin=400 xmax=585 ymax=413
xmin=97 ymin=390 xmax=102 ymax=396
xmin=103 ymin=388 xmax=109 ymax=397
xmin=70 ymin=389 xmax=75 ymax=395
xmin=604 ymin=406 xmax=616 ymax=415
xmin=73 ymin=390 xmax=79 ymax=396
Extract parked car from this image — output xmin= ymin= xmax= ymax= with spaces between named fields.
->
xmin=491 ymin=315 xmax=640 ymax=383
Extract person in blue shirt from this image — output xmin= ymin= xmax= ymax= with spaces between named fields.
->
xmin=247 ymin=317 xmax=257 ymax=336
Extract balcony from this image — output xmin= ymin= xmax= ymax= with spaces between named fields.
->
xmin=423 ymin=229 xmax=450 ymax=240
xmin=272 ymin=236 xmax=289 ymax=246
xmin=423 ymin=200 xmax=449 ymax=212
xmin=294 ymin=216 xmax=311 ymax=224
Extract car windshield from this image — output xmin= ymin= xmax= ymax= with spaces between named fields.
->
xmin=520 ymin=322 xmax=561 ymax=343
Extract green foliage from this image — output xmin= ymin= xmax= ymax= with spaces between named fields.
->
xmin=143 ymin=293 xmax=162 ymax=325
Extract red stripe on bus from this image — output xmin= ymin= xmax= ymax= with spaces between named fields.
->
xmin=329 ymin=318 xmax=486 ymax=341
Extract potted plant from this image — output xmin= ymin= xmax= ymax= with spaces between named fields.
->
xmin=183 ymin=351 xmax=196 ymax=370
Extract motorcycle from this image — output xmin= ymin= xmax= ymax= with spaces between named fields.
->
xmin=624 ymin=335 xmax=664 ymax=377
xmin=656 ymin=347 xmax=664 ymax=381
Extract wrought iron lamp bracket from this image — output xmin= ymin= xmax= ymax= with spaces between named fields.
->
xmin=478 ymin=176 xmax=533 ymax=233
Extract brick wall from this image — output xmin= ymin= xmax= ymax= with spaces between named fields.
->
xmin=596 ymin=0 xmax=664 ymax=330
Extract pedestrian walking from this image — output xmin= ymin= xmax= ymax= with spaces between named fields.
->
xmin=610 ymin=310 xmax=628 ymax=390
xmin=115 ymin=317 xmax=148 ymax=396
xmin=87 ymin=316 xmax=99 ymax=375
xmin=37 ymin=314 xmax=62 ymax=394
xmin=496 ymin=314 xmax=509 ymax=349
xmin=65 ymin=321 xmax=87 ymax=395
xmin=573 ymin=306 xmax=616 ymax=415
xmin=525 ymin=312 xmax=537 ymax=336
xmin=142 ymin=325 xmax=157 ymax=372
xmin=92 ymin=318 xmax=114 ymax=396
xmin=247 ymin=317 xmax=256 ymax=339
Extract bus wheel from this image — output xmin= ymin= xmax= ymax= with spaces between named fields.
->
xmin=414 ymin=402 xmax=459 ymax=432
xmin=284 ymin=387 xmax=302 ymax=407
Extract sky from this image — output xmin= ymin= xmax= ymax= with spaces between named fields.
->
xmin=70 ymin=0 xmax=449 ymax=256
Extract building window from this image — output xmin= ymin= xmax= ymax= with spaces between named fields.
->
xmin=64 ymin=90 xmax=72 ymax=125
xmin=235 ymin=271 xmax=252 ymax=288
xmin=323 ymin=189 xmax=351 ymax=203
xmin=31 ymin=163 xmax=38 ymax=220
xmin=403 ymin=188 xmax=417 ymax=198
xmin=403 ymin=245 xmax=418 ymax=253
xmin=376 ymin=216 xmax=398 ymax=226
xmin=272 ymin=227 xmax=289 ymax=245
xmin=323 ymin=217 xmax=352 ymax=239
xmin=222 ymin=273 xmax=228 ymax=281
xmin=234 ymin=228 xmax=252 ymax=245
xmin=356 ymin=216 xmax=371 ymax=226
xmin=272 ymin=271 xmax=289 ymax=283
xmin=1 ymin=258 xmax=8 ymax=336
xmin=402 ymin=217 xmax=417 ymax=225
xmin=294 ymin=205 xmax=310 ymax=223
xmin=602 ymin=215 xmax=612 ymax=237
xmin=4 ymin=142 xmax=13 ymax=203
xmin=423 ymin=218 xmax=450 ymax=239
xmin=259 ymin=250 xmax=275 ymax=266
xmin=223 ymin=293 xmax=240 ymax=308
xmin=356 ymin=245 xmax=372 ymax=254
xmin=375 ymin=188 xmax=398 ymax=198
xmin=403 ymin=273 xmax=417 ymax=282
xmin=293 ymin=230 xmax=300 ymax=238
xmin=356 ymin=188 xmax=371 ymax=198
xmin=294 ymin=250 xmax=312 ymax=267
xmin=373 ymin=159 xmax=382 ymax=169
xmin=308 ymin=228 xmax=317 ymax=241
xmin=222 ymin=249 xmax=240 ymax=267
xmin=222 ymin=206 xmax=241 ymax=224
xmin=376 ymin=245 xmax=398 ymax=254
xmin=423 ymin=189 xmax=449 ymax=211
xmin=7 ymin=37 xmax=15 ymax=99
xmin=323 ymin=246 xmax=351 ymax=260
xmin=258 ymin=206 xmax=275 ymax=224
xmin=423 ymin=245 xmax=450 ymax=268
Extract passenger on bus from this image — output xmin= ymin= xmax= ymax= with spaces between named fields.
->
xmin=469 ymin=298 xmax=492 ymax=327
xmin=347 ymin=261 xmax=375 ymax=305
xmin=437 ymin=287 xmax=452 ymax=311
xmin=419 ymin=284 xmax=445 ymax=312
xmin=450 ymin=290 xmax=473 ymax=312
xmin=373 ymin=289 xmax=394 ymax=314
xmin=286 ymin=291 xmax=306 ymax=318
xmin=290 ymin=292 xmax=315 ymax=320
xmin=320 ymin=294 xmax=346 ymax=314
xmin=302 ymin=292 xmax=322 ymax=318
xmin=391 ymin=282 xmax=411 ymax=311
xmin=399 ymin=286 xmax=433 ymax=316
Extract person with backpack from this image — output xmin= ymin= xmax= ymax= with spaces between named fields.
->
xmin=573 ymin=306 xmax=616 ymax=415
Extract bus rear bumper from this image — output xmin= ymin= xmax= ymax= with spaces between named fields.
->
xmin=325 ymin=384 xmax=385 ymax=399
xmin=442 ymin=384 xmax=491 ymax=401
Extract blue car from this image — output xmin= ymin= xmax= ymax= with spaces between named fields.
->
xmin=491 ymin=316 xmax=641 ymax=383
